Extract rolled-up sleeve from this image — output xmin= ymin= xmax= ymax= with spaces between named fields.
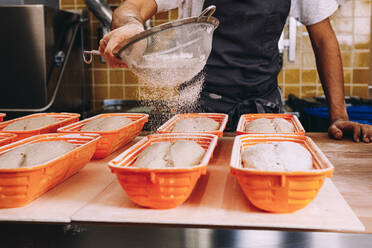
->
xmin=290 ymin=0 xmax=339 ymax=26
xmin=155 ymin=0 xmax=181 ymax=13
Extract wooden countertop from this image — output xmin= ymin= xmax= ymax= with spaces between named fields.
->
xmin=307 ymin=133 xmax=372 ymax=233
xmin=0 ymin=132 xmax=371 ymax=233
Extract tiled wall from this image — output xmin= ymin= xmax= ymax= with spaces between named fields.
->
xmin=60 ymin=0 xmax=371 ymax=111
xmin=279 ymin=0 xmax=371 ymax=100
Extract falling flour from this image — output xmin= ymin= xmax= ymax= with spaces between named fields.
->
xmin=138 ymin=73 xmax=205 ymax=131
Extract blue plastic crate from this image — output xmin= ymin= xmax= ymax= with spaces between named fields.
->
xmin=304 ymin=105 xmax=372 ymax=125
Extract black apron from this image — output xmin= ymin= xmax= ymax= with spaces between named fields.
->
xmin=200 ymin=0 xmax=291 ymax=130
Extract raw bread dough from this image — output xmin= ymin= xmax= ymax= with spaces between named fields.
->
xmin=81 ymin=116 xmax=132 ymax=132
xmin=245 ymin=118 xmax=295 ymax=133
xmin=172 ymin=117 xmax=219 ymax=132
xmin=167 ymin=140 xmax=205 ymax=167
xmin=3 ymin=116 xmax=59 ymax=131
xmin=133 ymin=140 xmax=205 ymax=168
xmin=133 ymin=142 xmax=171 ymax=169
xmin=0 ymin=141 xmax=76 ymax=169
xmin=241 ymin=141 xmax=313 ymax=171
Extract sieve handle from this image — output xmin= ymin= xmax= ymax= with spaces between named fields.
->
xmin=82 ymin=50 xmax=101 ymax=64
xmin=198 ymin=5 xmax=216 ymax=22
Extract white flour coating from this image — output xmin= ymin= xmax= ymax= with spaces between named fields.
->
xmin=133 ymin=142 xmax=171 ymax=168
xmin=245 ymin=118 xmax=295 ymax=133
xmin=172 ymin=117 xmax=219 ymax=132
xmin=81 ymin=116 xmax=132 ymax=132
xmin=241 ymin=141 xmax=313 ymax=171
xmin=0 ymin=141 xmax=76 ymax=169
xmin=131 ymin=53 xmax=206 ymax=87
xmin=3 ymin=116 xmax=59 ymax=131
xmin=133 ymin=140 xmax=204 ymax=169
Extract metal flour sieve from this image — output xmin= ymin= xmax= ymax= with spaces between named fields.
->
xmin=83 ymin=5 xmax=219 ymax=86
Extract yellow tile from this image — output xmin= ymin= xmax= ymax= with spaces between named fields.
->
xmin=92 ymin=56 xmax=109 ymax=69
xmin=354 ymin=0 xmax=371 ymax=17
xmin=95 ymin=86 xmax=108 ymax=100
xmin=170 ymin=8 xmax=178 ymax=20
xmin=284 ymin=50 xmax=302 ymax=69
xmin=74 ymin=5 xmax=86 ymax=10
xmin=124 ymin=70 xmax=138 ymax=84
xmin=316 ymin=85 xmax=325 ymax=96
xmin=344 ymin=85 xmax=351 ymax=96
xmin=341 ymin=52 xmax=352 ymax=67
xmin=154 ymin=20 xmax=169 ymax=26
xmin=301 ymin=35 xmax=313 ymax=51
xmin=354 ymin=17 xmax=371 ymax=35
xmin=353 ymin=69 xmax=370 ymax=84
xmin=301 ymin=52 xmax=316 ymax=68
xmin=353 ymin=51 xmax=370 ymax=67
xmin=110 ymin=70 xmax=124 ymax=84
xmin=277 ymin=70 xmax=284 ymax=84
xmin=301 ymin=85 xmax=317 ymax=98
xmin=354 ymin=34 xmax=370 ymax=49
xmin=344 ymin=69 xmax=352 ymax=84
xmin=93 ymin=70 xmax=108 ymax=84
xmin=60 ymin=0 xmax=75 ymax=5
xmin=352 ymin=85 xmax=369 ymax=98
xmin=124 ymin=86 xmax=140 ymax=100
xmin=330 ymin=17 xmax=353 ymax=34
xmin=302 ymin=70 xmax=317 ymax=84
xmin=284 ymin=85 xmax=300 ymax=99
xmin=336 ymin=35 xmax=353 ymax=51
xmin=333 ymin=1 xmax=353 ymax=17
xmin=155 ymin=11 xmax=169 ymax=20
xmin=109 ymin=86 xmax=124 ymax=99
xmin=284 ymin=69 xmax=300 ymax=84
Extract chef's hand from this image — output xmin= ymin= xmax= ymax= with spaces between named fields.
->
xmin=99 ymin=20 xmax=144 ymax=68
xmin=328 ymin=119 xmax=372 ymax=143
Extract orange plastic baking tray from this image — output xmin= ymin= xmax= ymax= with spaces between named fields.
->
xmin=0 ymin=113 xmax=5 ymax=122
xmin=157 ymin=113 xmax=228 ymax=138
xmin=0 ymin=113 xmax=80 ymax=141
xmin=109 ymin=133 xmax=219 ymax=209
xmin=230 ymin=134 xmax=334 ymax=213
xmin=236 ymin=113 xmax=305 ymax=135
xmin=0 ymin=133 xmax=17 ymax=147
xmin=57 ymin=113 xmax=149 ymax=159
xmin=0 ymin=133 xmax=101 ymax=208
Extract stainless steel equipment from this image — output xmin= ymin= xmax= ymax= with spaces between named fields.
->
xmin=0 ymin=5 xmax=89 ymax=116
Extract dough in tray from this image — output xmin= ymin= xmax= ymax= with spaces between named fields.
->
xmin=133 ymin=140 xmax=205 ymax=168
xmin=167 ymin=140 xmax=205 ymax=167
xmin=172 ymin=117 xmax=219 ymax=132
xmin=81 ymin=116 xmax=132 ymax=132
xmin=245 ymin=118 xmax=295 ymax=133
xmin=0 ymin=141 xmax=76 ymax=169
xmin=3 ymin=116 xmax=59 ymax=131
xmin=133 ymin=142 xmax=171 ymax=168
xmin=241 ymin=141 xmax=313 ymax=171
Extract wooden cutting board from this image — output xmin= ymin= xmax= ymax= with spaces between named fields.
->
xmin=0 ymin=141 xmax=137 ymax=223
xmin=71 ymin=138 xmax=365 ymax=232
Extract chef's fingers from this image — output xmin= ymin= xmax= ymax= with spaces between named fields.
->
xmin=104 ymin=41 xmax=123 ymax=67
xmin=360 ymin=125 xmax=369 ymax=143
xmin=352 ymin=123 xmax=361 ymax=142
xmin=361 ymin=124 xmax=372 ymax=143
xmin=328 ymin=124 xmax=343 ymax=140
